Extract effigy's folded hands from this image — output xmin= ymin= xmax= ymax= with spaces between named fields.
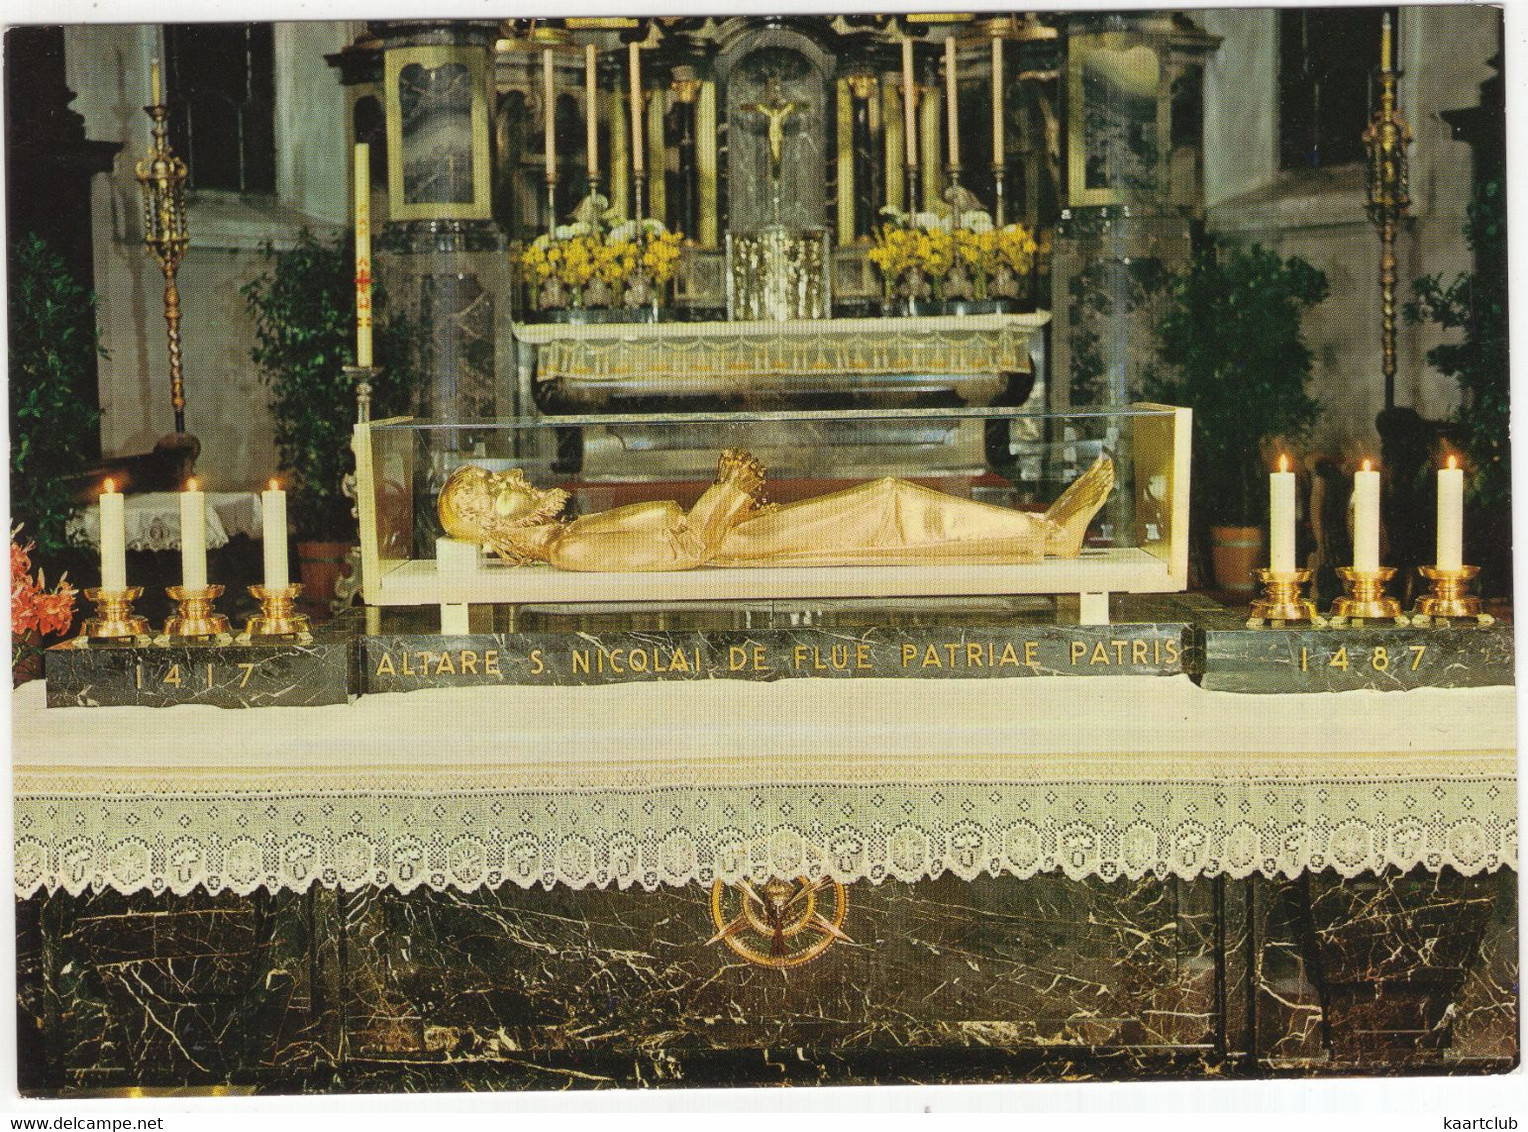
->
xmin=715 ymin=449 xmax=766 ymax=499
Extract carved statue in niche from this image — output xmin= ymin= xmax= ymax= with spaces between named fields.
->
xmin=437 ymin=450 xmax=1114 ymax=570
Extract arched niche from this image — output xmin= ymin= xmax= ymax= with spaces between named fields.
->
xmin=716 ymin=25 xmax=835 ymax=234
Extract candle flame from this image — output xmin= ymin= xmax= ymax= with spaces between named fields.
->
xmin=1277 ymin=454 xmax=1289 ymax=473
xmin=1447 ymin=454 xmax=1459 ymax=471
xmin=1361 ymin=459 xmax=1372 ymax=473
xmin=269 ymin=478 xmax=280 ymax=492
xmin=186 ymin=477 xmax=199 ymax=492
xmin=103 ymin=478 xmax=116 ymax=495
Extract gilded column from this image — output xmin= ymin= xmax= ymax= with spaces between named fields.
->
xmin=646 ymin=84 xmax=667 ymax=225
xmin=836 ymin=78 xmax=854 ymax=246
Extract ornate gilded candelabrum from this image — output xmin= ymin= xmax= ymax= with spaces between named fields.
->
xmin=1247 ymin=569 xmax=1323 ymax=628
xmin=1363 ymin=13 xmax=1412 ymax=412
xmin=1328 ymin=567 xmax=1407 ymax=626
xmin=1412 ymin=565 xmax=1494 ymax=626
xmin=75 ymin=588 xmax=151 ymax=646
xmin=135 ymin=71 xmax=191 ymax=435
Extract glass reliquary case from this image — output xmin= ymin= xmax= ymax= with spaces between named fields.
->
xmin=352 ymin=404 xmax=1190 ymax=628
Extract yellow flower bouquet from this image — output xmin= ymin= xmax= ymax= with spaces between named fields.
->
xmin=521 ymin=217 xmax=686 ymax=317
xmin=869 ymin=206 xmax=1037 ymax=308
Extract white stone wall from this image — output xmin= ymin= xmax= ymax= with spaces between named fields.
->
xmin=64 ymin=21 xmax=360 ymax=490
xmin=1198 ymin=6 xmax=1500 ymax=453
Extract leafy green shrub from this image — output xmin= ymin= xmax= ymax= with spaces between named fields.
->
xmin=243 ymin=229 xmax=418 ymax=540
xmin=1145 ymin=242 xmax=1328 ymax=526
xmin=1405 ymin=180 xmax=1509 ymax=512
xmin=8 ymin=233 xmax=104 ymax=561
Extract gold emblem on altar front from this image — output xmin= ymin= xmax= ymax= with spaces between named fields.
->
xmin=708 ymin=877 xmax=850 ymax=968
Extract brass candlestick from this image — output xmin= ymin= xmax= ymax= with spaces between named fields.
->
xmin=1247 ymin=569 xmax=1323 ymax=627
xmin=135 ymin=85 xmax=191 ymax=434
xmin=160 ymin=584 xmax=231 ymax=641
xmin=1412 ymin=564 xmax=1493 ymax=625
xmin=240 ymin=584 xmax=312 ymax=642
xmin=75 ymin=587 xmax=151 ymax=645
xmin=1329 ymin=566 xmax=1406 ymax=625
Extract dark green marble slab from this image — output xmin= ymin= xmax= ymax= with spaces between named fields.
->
xmin=43 ymin=618 xmax=357 ymax=709
xmin=1197 ymin=623 xmax=1515 ymax=693
xmin=361 ymin=623 xmax=1191 ymax=692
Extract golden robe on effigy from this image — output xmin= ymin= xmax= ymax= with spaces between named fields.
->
xmin=437 ymin=450 xmax=1114 ymax=572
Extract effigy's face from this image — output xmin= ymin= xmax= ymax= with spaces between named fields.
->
xmin=438 ymin=465 xmax=568 ymax=547
xmin=491 ymin=472 xmax=544 ymax=521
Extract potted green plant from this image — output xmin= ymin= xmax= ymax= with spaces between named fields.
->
xmin=1145 ymin=241 xmax=1328 ymax=592
xmin=8 ymin=233 xmax=104 ymax=580
xmin=1405 ymin=179 xmax=1510 ymax=593
xmin=243 ymin=229 xmax=417 ymax=609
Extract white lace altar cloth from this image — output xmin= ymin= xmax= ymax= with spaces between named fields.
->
xmin=12 ymin=675 xmax=1515 ymax=898
xmin=66 ymin=492 xmax=264 ymax=552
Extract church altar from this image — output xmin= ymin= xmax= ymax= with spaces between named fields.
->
xmin=14 ymin=675 xmax=1514 ymax=897
xmin=15 ymin=8 xmax=1518 ymax=1097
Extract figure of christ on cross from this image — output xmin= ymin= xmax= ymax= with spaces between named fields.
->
xmin=739 ymin=75 xmax=808 ymax=185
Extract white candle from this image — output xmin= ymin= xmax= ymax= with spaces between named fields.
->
xmin=945 ymin=36 xmax=959 ymax=167
xmin=180 ymin=477 xmax=207 ymax=591
xmin=629 ymin=41 xmax=644 ymax=176
xmin=99 ymin=479 xmax=126 ymax=592
xmin=543 ymin=49 xmax=557 ymax=185
xmin=150 ymin=58 xmax=161 ymax=106
xmin=262 ymin=479 xmax=289 ymax=591
xmin=902 ymin=37 xmax=917 ymax=170
xmin=991 ymin=36 xmax=1004 ymax=165
xmin=1353 ymin=460 xmax=1380 ymax=572
xmin=585 ymin=44 xmax=599 ymax=181
xmin=1381 ymin=12 xmax=1392 ymax=73
xmin=354 ymin=142 xmax=372 ymax=368
xmin=1270 ymin=454 xmax=1296 ymax=573
xmin=1437 ymin=454 xmax=1464 ymax=571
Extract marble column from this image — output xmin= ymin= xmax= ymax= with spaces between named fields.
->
xmin=367 ymin=21 xmax=513 ymax=434
xmin=848 ymin=74 xmax=877 ymax=240
xmin=669 ymin=75 xmax=701 ymax=239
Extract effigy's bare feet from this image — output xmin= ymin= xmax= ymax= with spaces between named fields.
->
xmin=716 ymin=449 xmax=766 ymax=499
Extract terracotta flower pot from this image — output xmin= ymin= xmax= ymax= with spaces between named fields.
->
xmin=1210 ymin=524 xmax=1265 ymax=594
xmin=296 ymin=540 xmax=353 ymax=622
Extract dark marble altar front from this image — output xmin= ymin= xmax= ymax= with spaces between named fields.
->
xmin=1200 ymin=624 xmax=1515 ymax=694
xmin=16 ymin=867 xmax=1516 ymax=1094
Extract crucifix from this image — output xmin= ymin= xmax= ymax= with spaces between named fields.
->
xmin=740 ymin=75 xmax=809 ymax=215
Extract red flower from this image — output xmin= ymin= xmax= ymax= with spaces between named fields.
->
xmin=11 ymin=527 xmax=77 ymax=650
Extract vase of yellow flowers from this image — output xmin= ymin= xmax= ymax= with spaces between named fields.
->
xmin=521 ymin=217 xmax=685 ymax=323
xmin=869 ymin=207 xmax=1038 ymax=316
